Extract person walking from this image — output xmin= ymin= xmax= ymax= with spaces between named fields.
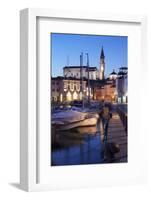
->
xmin=101 ymin=103 xmax=111 ymax=142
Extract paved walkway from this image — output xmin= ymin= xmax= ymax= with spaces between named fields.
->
xmin=107 ymin=112 xmax=127 ymax=162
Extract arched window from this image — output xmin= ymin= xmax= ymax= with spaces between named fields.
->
xmin=66 ymin=91 xmax=72 ymax=101
xmin=73 ymin=91 xmax=78 ymax=100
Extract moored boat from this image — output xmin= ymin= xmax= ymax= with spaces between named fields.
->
xmin=52 ymin=110 xmax=98 ymax=130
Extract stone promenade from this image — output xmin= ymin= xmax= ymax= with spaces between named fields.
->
xmin=107 ymin=112 xmax=127 ymax=162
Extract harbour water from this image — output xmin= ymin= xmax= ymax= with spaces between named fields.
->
xmin=51 ymin=119 xmax=105 ymax=166
xmin=51 ymin=104 xmax=128 ymax=166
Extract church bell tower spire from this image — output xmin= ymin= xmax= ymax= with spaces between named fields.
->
xmin=100 ymin=46 xmax=105 ymax=80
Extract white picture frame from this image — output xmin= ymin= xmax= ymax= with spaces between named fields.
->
xmin=20 ymin=8 xmax=147 ymax=192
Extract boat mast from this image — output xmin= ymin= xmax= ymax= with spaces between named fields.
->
xmin=80 ymin=52 xmax=84 ymax=109
xmin=86 ymin=53 xmax=90 ymax=105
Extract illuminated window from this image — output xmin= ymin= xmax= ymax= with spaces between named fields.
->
xmin=73 ymin=91 xmax=78 ymax=100
xmin=64 ymin=83 xmax=67 ymax=91
xmin=123 ymin=96 xmax=126 ymax=103
xmin=60 ymin=93 xmax=63 ymax=102
xmin=66 ymin=91 xmax=72 ymax=101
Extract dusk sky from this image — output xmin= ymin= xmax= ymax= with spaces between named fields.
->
xmin=51 ymin=33 xmax=127 ymax=77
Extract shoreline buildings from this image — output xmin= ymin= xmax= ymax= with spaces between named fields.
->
xmin=51 ymin=47 xmax=128 ymax=104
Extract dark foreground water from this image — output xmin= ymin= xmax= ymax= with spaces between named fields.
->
xmin=51 ymin=120 xmax=105 ymax=166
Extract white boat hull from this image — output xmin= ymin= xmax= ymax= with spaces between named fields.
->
xmin=56 ymin=117 xmax=98 ymax=131
xmin=52 ymin=110 xmax=99 ymax=131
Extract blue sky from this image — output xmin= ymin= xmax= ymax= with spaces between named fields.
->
xmin=51 ymin=33 xmax=127 ymax=77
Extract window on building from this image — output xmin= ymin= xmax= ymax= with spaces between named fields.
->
xmin=118 ymin=97 xmax=121 ymax=103
xmin=73 ymin=91 xmax=78 ymax=100
xmin=70 ymin=83 xmax=74 ymax=91
xmin=64 ymin=83 xmax=67 ymax=91
xmin=77 ymin=83 xmax=80 ymax=91
xmin=66 ymin=91 xmax=72 ymax=101
xmin=60 ymin=93 xmax=63 ymax=102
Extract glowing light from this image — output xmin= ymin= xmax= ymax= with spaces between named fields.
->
xmin=123 ymin=96 xmax=126 ymax=103
xmin=60 ymin=93 xmax=63 ymax=102
xmin=73 ymin=91 xmax=78 ymax=100
xmin=66 ymin=91 xmax=72 ymax=101
xmin=101 ymin=66 xmax=104 ymax=72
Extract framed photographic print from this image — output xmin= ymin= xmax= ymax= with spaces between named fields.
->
xmin=20 ymin=8 xmax=147 ymax=191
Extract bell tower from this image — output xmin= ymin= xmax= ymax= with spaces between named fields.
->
xmin=100 ymin=46 xmax=105 ymax=80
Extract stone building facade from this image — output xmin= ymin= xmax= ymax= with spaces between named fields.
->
xmin=94 ymin=78 xmax=117 ymax=102
xmin=116 ymin=67 xmax=128 ymax=103
xmin=51 ymin=77 xmax=87 ymax=102
xmin=51 ymin=46 xmax=127 ymax=104
xmin=63 ymin=66 xmax=98 ymax=80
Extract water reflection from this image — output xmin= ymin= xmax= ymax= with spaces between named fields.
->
xmin=51 ymin=119 xmax=105 ymax=166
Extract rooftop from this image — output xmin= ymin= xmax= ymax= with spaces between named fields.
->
xmin=110 ymin=70 xmax=117 ymax=75
xmin=51 ymin=76 xmax=87 ymax=81
xmin=63 ymin=66 xmax=97 ymax=71
xmin=119 ymin=67 xmax=128 ymax=70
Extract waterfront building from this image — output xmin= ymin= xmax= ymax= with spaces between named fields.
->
xmin=116 ymin=67 xmax=128 ymax=103
xmin=63 ymin=46 xmax=106 ymax=81
xmin=109 ymin=70 xmax=117 ymax=80
xmin=94 ymin=78 xmax=117 ymax=102
xmin=63 ymin=66 xmax=98 ymax=80
xmin=51 ymin=46 xmax=127 ymax=104
xmin=51 ymin=76 xmax=64 ymax=102
xmin=51 ymin=77 xmax=88 ymax=102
